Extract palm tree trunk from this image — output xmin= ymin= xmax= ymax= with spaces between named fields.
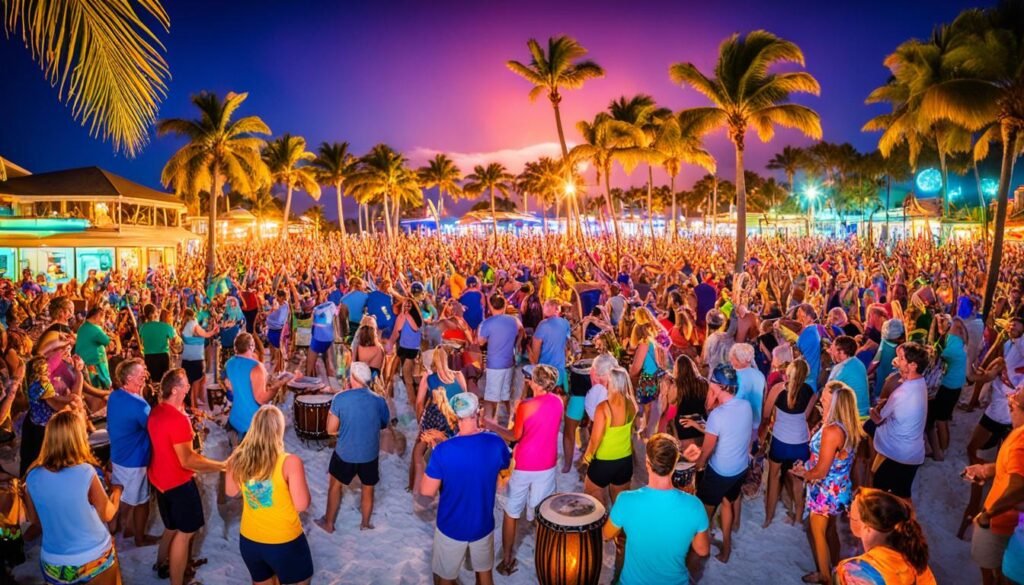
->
xmin=382 ymin=193 xmax=393 ymax=238
xmin=982 ymin=124 xmax=1018 ymax=320
xmin=734 ymin=145 xmax=747 ymax=274
xmin=335 ymin=180 xmax=346 ymax=233
xmin=490 ymin=187 xmax=499 ymax=242
xmin=281 ymin=184 xmax=294 ymax=240
xmin=670 ymin=174 xmax=678 ymax=241
xmin=647 ymin=165 xmax=655 ymax=239
xmin=604 ymin=164 xmax=621 ymax=251
xmin=973 ymin=159 xmax=989 ymax=251
xmin=206 ymin=169 xmax=221 ymax=283
xmin=394 ymin=198 xmax=402 ymax=234
xmin=711 ymin=176 xmax=719 ymax=234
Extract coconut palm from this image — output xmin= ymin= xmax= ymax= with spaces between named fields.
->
xmin=607 ymin=95 xmax=672 ymax=237
xmin=655 ymin=115 xmax=717 ymax=238
xmin=263 ymin=134 xmax=321 ymax=240
xmin=671 ymin=31 xmax=822 ymax=272
xmin=464 ymin=163 xmax=514 ymax=238
xmin=3 ymin=0 xmax=170 ymax=158
xmin=766 ymin=146 xmax=807 ymax=196
xmin=159 ymin=91 xmax=271 ymax=280
xmin=312 ymin=142 xmax=357 ymax=233
xmin=303 ymin=204 xmax=327 ymax=238
xmin=417 ymin=154 xmax=463 ymax=223
xmin=507 ymin=36 xmax=605 ymax=239
xmin=249 ymin=187 xmax=281 ymax=235
xmin=347 ymin=144 xmax=421 ymax=239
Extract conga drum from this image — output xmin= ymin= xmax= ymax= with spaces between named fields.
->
xmin=294 ymin=394 xmax=333 ymax=441
xmin=288 ymin=376 xmax=326 ymax=396
xmin=535 ymin=493 xmax=606 ymax=585
xmin=580 ymin=339 xmax=599 ymax=360
xmin=88 ymin=429 xmax=111 ymax=467
xmin=569 ymin=359 xmax=593 ymax=398
xmin=672 ymin=460 xmax=697 ymax=494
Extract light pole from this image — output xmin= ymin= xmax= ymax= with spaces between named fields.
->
xmin=803 ymin=184 xmax=821 ymax=236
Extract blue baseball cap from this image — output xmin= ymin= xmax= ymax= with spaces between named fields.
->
xmin=710 ymin=364 xmax=739 ymax=390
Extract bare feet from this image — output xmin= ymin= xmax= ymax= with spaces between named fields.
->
xmin=314 ymin=516 xmax=334 ymax=534
xmin=133 ymin=534 xmax=161 ymax=547
xmin=561 ymin=462 xmax=573 ymax=474
xmin=715 ymin=544 xmax=732 ymax=564
xmin=360 ymin=522 xmax=375 ymax=530
xmin=762 ymin=517 xmax=773 ymax=529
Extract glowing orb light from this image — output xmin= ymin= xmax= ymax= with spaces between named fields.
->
xmin=803 ymin=184 xmax=821 ymax=201
xmin=915 ymin=168 xmax=942 ymax=193
xmin=981 ymin=178 xmax=999 ymax=198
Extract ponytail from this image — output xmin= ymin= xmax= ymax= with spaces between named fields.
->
xmin=854 ymin=488 xmax=930 ymax=574
xmin=890 ymin=517 xmax=929 ymax=573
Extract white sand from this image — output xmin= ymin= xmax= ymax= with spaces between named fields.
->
xmin=14 ymin=377 xmax=979 ymax=584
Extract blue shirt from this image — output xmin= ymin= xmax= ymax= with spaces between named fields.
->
xmin=829 ymin=356 xmax=871 ymax=418
xmin=426 ymin=431 xmax=510 ymax=541
xmin=478 ymin=314 xmax=520 ymax=369
xmin=534 ymin=316 xmax=572 ymax=371
xmin=312 ymin=301 xmax=338 ymax=343
xmin=330 ymin=387 xmax=389 ymax=464
xmin=459 ymin=290 xmax=485 ymax=330
xmin=107 ymin=389 xmax=151 ymax=467
xmin=327 ymin=288 xmax=344 ymax=307
xmin=340 ymin=290 xmax=368 ymax=323
xmin=26 ymin=464 xmax=112 ymax=564
xmin=941 ymin=334 xmax=968 ymax=389
xmin=610 ymin=487 xmax=709 ymax=585
xmin=797 ymin=325 xmax=822 ymax=391
xmin=365 ymin=291 xmax=395 ymax=336
xmin=225 ymin=355 xmax=260 ymax=434
xmin=736 ymin=366 xmax=766 ymax=431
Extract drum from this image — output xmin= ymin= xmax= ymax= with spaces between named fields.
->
xmin=580 ymin=340 xmax=599 ymax=360
xmin=288 ymin=376 xmax=326 ymax=395
xmin=88 ymin=429 xmax=110 ymax=467
xmin=535 ymin=493 xmax=606 ymax=585
xmin=294 ymin=394 xmax=334 ymax=441
xmin=672 ymin=460 xmax=697 ymax=494
xmin=569 ymin=359 xmax=593 ymax=398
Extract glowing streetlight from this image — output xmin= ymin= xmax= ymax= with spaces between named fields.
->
xmin=564 ymin=182 xmax=576 ymax=197
xmin=803 ymin=184 xmax=821 ymax=234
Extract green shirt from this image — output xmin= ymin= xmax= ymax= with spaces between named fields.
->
xmin=139 ymin=321 xmax=177 ymax=355
xmin=74 ymin=320 xmax=110 ymax=366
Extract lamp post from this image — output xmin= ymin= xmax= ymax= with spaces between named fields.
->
xmin=803 ymin=184 xmax=821 ymax=236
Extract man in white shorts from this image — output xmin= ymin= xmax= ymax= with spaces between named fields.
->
xmin=106 ymin=359 xmax=160 ymax=546
xmin=477 ymin=295 xmax=522 ymax=421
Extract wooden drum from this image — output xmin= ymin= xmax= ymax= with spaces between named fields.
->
xmin=88 ymin=429 xmax=110 ymax=467
xmin=535 ymin=492 xmax=606 ymax=585
xmin=672 ymin=460 xmax=697 ymax=494
xmin=288 ymin=376 xmax=326 ymax=395
xmin=294 ymin=394 xmax=333 ymax=441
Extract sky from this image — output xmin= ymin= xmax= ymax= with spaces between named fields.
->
xmin=0 ymin=0 xmax=998 ymax=221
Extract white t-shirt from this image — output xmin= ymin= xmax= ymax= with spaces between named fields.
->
xmin=874 ymin=377 xmax=927 ymax=465
xmin=986 ymin=337 xmax=1024 ymax=424
xmin=706 ymin=396 xmax=753 ymax=477
xmin=585 ymin=383 xmax=608 ymax=421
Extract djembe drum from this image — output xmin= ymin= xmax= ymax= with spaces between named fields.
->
xmin=569 ymin=359 xmax=593 ymax=399
xmin=535 ymin=493 xmax=606 ymax=585
xmin=672 ymin=460 xmax=697 ymax=494
xmin=88 ymin=429 xmax=111 ymax=467
xmin=294 ymin=394 xmax=333 ymax=442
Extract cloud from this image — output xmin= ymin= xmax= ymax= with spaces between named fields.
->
xmin=407 ymin=142 xmax=578 ymax=175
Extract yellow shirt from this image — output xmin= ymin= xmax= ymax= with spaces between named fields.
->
xmin=239 ymin=454 xmax=303 ymax=544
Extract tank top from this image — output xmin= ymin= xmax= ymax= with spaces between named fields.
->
xmin=595 ymin=401 xmax=635 ymax=461
xmin=26 ymin=464 xmax=112 ymax=565
xmin=428 ymin=372 xmax=462 ymax=401
xmin=226 ymin=356 xmax=260 ymax=435
xmin=399 ymin=318 xmax=421 ymax=350
xmin=181 ymin=320 xmax=205 ymax=361
xmin=238 ymin=454 xmax=303 ymax=544
xmin=642 ymin=341 xmax=659 ymax=375
xmin=772 ymin=383 xmax=814 ymax=445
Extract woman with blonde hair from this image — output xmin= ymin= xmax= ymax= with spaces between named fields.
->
xmin=760 ymin=358 xmax=815 ymax=527
xmin=225 ymin=405 xmax=313 ymax=585
xmin=25 ymin=409 xmax=123 ymax=585
xmin=791 ymin=381 xmax=866 ymax=584
xmin=581 ymin=367 xmax=637 ymax=507
xmin=407 ymin=347 xmax=465 ymax=492
xmin=629 ymin=322 xmax=667 ymax=438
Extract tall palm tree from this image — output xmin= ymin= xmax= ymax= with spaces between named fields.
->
xmin=507 ymin=36 xmax=605 ymax=240
xmin=347 ymin=144 xmax=421 ymax=239
xmin=655 ymin=115 xmax=717 ymax=238
xmin=303 ymin=204 xmax=327 ymax=238
xmin=766 ymin=145 xmax=806 ymax=196
xmin=464 ymin=163 xmax=514 ymax=238
xmin=262 ymin=134 xmax=321 ymax=240
xmin=417 ymin=154 xmax=463 ymax=223
xmin=249 ymin=187 xmax=281 ymax=236
xmin=919 ymin=0 xmax=1024 ymax=318
xmin=3 ymin=0 xmax=170 ymax=158
xmin=671 ymin=31 xmax=822 ymax=272
xmin=608 ymin=95 xmax=672 ymax=237
xmin=312 ymin=141 xmax=357 ymax=233
xmin=159 ymin=91 xmax=270 ymax=281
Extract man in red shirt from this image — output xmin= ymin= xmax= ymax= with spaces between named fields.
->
xmin=148 ymin=368 xmax=225 ymax=585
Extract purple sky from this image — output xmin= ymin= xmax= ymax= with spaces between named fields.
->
xmin=0 ymin=0 xmax=987 ymax=220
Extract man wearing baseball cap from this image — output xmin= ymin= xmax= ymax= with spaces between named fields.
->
xmin=420 ymin=392 xmax=510 ymax=585
xmin=679 ymin=363 xmax=752 ymax=563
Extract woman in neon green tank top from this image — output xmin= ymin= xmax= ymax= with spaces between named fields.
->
xmin=581 ymin=367 xmax=637 ymax=506
xmin=225 ymin=405 xmax=314 ymax=585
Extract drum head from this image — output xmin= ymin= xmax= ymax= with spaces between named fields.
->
xmin=537 ymin=493 xmax=606 ymax=528
xmin=571 ymin=359 xmax=593 ymax=374
xmin=296 ymin=394 xmax=334 ymax=405
xmin=88 ymin=429 xmax=109 ymax=446
xmin=675 ymin=460 xmax=695 ymax=471
xmin=522 ymin=364 xmax=535 ymax=379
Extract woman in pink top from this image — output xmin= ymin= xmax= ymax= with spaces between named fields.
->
xmin=484 ymin=364 xmax=564 ymax=576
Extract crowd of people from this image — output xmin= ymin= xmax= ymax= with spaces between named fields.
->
xmin=1 ymin=230 xmax=1023 ymax=585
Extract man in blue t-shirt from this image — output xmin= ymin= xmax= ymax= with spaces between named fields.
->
xmin=106 ymin=358 xmax=160 ymax=546
xmin=531 ymin=299 xmax=576 ymax=470
xmin=365 ymin=286 xmax=395 ymax=338
xmin=421 ymin=392 xmax=510 ymax=585
xmin=828 ymin=335 xmax=870 ymax=418
xmin=459 ymin=276 xmax=485 ymax=331
xmin=605 ymin=434 xmax=710 ymax=584
xmin=308 ymin=296 xmax=338 ymax=378
xmin=796 ymin=303 xmax=823 ymax=391
xmin=317 ymin=362 xmax=390 ymax=533
xmin=477 ymin=295 xmax=523 ymax=420
xmin=340 ymin=277 xmax=369 ymax=338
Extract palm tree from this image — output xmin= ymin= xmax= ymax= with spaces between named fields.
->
xmin=608 ymin=94 xmax=672 ymax=237
xmin=656 ymin=115 xmax=716 ymax=238
xmin=303 ymin=204 xmax=327 ymax=238
xmin=3 ymin=0 xmax=170 ymax=158
xmin=249 ymin=187 xmax=281 ymax=236
xmin=671 ymin=31 xmax=822 ymax=272
xmin=507 ymin=36 xmax=605 ymax=239
xmin=767 ymin=146 xmax=806 ymax=197
xmin=263 ymin=134 xmax=321 ymax=240
xmin=158 ymin=91 xmax=271 ymax=281
xmin=312 ymin=142 xmax=357 ymax=233
xmin=919 ymin=0 xmax=1024 ymax=318
xmin=347 ymin=144 xmax=420 ymax=239
xmin=417 ymin=154 xmax=463 ymax=224
xmin=464 ymin=163 xmax=514 ymax=238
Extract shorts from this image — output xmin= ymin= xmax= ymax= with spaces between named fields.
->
xmin=586 ymin=455 xmax=633 ymax=488
xmin=39 ymin=543 xmax=116 ymax=585
xmin=768 ymin=438 xmax=810 ymax=468
xmin=872 ymin=457 xmax=919 ymax=500
xmin=971 ymin=524 xmax=1012 ymax=570
xmin=926 ymin=385 xmax=960 ymax=427
xmin=697 ymin=466 xmax=747 ymax=506
xmin=484 ymin=368 xmax=514 ymax=403
xmin=267 ymin=328 xmax=283 ymax=349
xmin=504 ymin=467 xmax=557 ymax=521
xmin=111 ymin=463 xmax=149 ymax=506
xmin=431 ymin=528 xmax=494 ymax=580
xmin=182 ymin=359 xmax=205 ymax=385
xmin=156 ymin=479 xmax=205 ymax=533
xmin=144 ymin=353 xmax=171 ymax=384
xmin=397 ymin=346 xmax=419 ymax=361
xmin=239 ymin=534 xmax=314 ymax=584
xmin=310 ymin=338 xmax=332 ymax=355
xmin=565 ymin=395 xmax=585 ymax=422
xmin=980 ymin=414 xmax=1012 ymax=449
xmin=328 ymin=452 xmax=380 ymax=486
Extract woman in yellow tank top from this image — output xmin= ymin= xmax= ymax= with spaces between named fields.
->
xmin=581 ymin=367 xmax=637 ymax=506
xmin=225 ymin=405 xmax=314 ymax=585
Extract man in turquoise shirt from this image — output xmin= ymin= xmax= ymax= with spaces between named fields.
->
xmin=828 ymin=336 xmax=870 ymax=417
xmin=604 ymin=434 xmax=710 ymax=584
